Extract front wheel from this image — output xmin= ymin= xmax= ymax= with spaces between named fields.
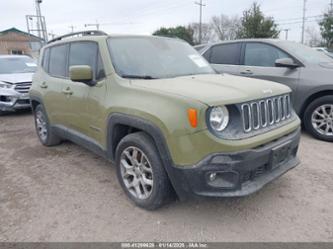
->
xmin=304 ymin=96 xmax=333 ymax=142
xmin=115 ymin=132 xmax=174 ymax=210
xmin=34 ymin=104 xmax=61 ymax=146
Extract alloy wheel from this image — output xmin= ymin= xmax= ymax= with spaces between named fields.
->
xmin=35 ymin=110 xmax=48 ymax=142
xmin=120 ymin=146 xmax=154 ymax=200
xmin=311 ymin=104 xmax=333 ymax=137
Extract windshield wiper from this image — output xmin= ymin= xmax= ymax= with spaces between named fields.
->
xmin=122 ymin=74 xmax=158 ymax=80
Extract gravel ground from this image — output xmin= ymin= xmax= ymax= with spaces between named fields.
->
xmin=0 ymin=111 xmax=333 ymax=242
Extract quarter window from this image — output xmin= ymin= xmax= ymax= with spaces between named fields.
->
xmin=96 ymin=53 xmax=105 ymax=80
xmin=42 ymin=48 xmax=50 ymax=72
xmin=209 ymin=43 xmax=241 ymax=65
xmin=244 ymin=43 xmax=292 ymax=67
xmin=49 ymin=44 xmax=68 ymax=77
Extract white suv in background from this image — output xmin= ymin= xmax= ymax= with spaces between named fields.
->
xmin=0 ymin=55 xmax=37 ymax=113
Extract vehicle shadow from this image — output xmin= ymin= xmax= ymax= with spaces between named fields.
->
xmin=0 ymin=109 xmax=32 ymax=117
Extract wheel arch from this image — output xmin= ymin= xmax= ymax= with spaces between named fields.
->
xmin=299 ymin=89 xmax=333 ymax=119
xmin=106 ymin=113 xmax=174 ymax=168
xmin=29 ymin=96 xmax=43 ymax=112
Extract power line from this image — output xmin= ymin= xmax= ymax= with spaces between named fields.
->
xmin=105 ymin=1 xmax=192 ymax=25
xmin=276 ymin=14 xmax=323 ymax=23
xmin=278 ymin=19 xmax=319 ymax=26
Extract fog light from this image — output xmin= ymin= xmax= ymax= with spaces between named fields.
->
xmin=209 ymin=173 xmax=217 ymax=182
xmin=207 ymin=171 xmax=239 ymax=189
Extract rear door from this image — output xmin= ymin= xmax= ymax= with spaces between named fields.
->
xmin=44 ymin=43 xmax=71 ymax=126
xmin=203 ymin=42 xmax=242 ymax=74
xmin=239 ymin=42 xmax=300 ymax=93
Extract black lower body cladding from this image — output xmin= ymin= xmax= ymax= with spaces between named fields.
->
xmin=168 ymin=128 xmax=301 ymax=200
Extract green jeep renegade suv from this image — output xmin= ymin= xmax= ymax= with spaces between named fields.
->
xmin=30 ymin=31 xmax=301 ymax=210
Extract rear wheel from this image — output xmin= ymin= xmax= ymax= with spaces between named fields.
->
xmin=115 ymin=132 xmax=174 ymax=210
xmin=304 ymin=96 xmax=333 ymax=142
xmin=34 ymin=104 xmax=61 ymax=146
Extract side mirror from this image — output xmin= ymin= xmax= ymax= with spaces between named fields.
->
xmin=69 ymin=65 xmax=94 ymax=85
xmin=275 ymin=58 xmax=299 ymax=69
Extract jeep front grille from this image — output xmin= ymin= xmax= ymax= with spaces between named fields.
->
xmin=241 ymin=94 xmax=292 ymax=133
xmin=14 ymin=82 xmax=32 ymax=94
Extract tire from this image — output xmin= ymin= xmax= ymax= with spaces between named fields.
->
xmin=303 ymin=95 xmax=333 ymax=142
xmin=34 ymin=104 xmax=61 ymax=146
xmin=115 ymin=132 xmax=174 ymax=210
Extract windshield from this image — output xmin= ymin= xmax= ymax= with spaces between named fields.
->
xmin=279 ymin=41 xmax=333 ymax=64
xmin=107 ymin=36 xmax=215 ymax=79
xmin=0 ymin=56 xmax=37 ymax=74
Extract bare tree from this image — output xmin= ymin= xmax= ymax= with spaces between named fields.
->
xmin=210 ymin=14 xmax=241 ymax=41
xmin=189 ymin=22 xmax=216 ymax=44
xmin=306 ymin=26 xmax=323 ymax=47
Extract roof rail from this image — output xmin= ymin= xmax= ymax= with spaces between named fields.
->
xmin=47 ymin=30 xmax=108 ymax=44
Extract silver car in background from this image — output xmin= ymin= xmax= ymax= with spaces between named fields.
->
xmin=197 ymin=39 xmax=333 ymax=142
xmin=313 ymin=47 xmax=333 ymax=59
xmin=0 ymin=55 xmax=36 ymax=113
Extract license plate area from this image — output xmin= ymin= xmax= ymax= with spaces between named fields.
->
xmin=270 ymin=141 xmax=291 ymax=170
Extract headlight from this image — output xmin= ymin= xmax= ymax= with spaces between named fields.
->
xmin=0 ymin=82 xmax=14 ymax=89
xmin=209 ymin=106 xmax=229 ymax=132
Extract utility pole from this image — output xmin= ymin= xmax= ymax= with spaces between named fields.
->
xmin=84 ymin=21 xmax=100 ymax=30
xmin=330 ymin=0 xmax=333 ymax=16
xmin=283 ymin=29 xmax=290 ymax=40
xmin=35 ymin=0 xmax=48 ymax=42
xmin=195 ymin=0 xmax=206 ymax=44
xmin=48 ymin=31 xmax=56 ymax=39
xmin=301 ymin=0 xmax=307 ymax=44
xmin=69 ymin=25 xmax=75 ymax=33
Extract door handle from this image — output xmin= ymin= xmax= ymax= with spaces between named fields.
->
xmin=39 ymin=82 xmax=48 ymax=89
xmin=240 ymin=69 xmax=254 ymax=76
xmin=62 ymin=87 xmax=73 ymax=95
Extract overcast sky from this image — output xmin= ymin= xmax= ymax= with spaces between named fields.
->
xmin=0 ymin=0 xmax=331 ymax=43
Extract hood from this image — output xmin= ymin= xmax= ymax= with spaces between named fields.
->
xmin=131 ymin=74 xmax=291 ymax=106
xmin=0 ymin=73 xmax=34 ymax=84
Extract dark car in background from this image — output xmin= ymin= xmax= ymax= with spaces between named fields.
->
xmin=197 ymin=39 xmax=333 ymax=142
xmin=0 ymin=55 xmax=36 ymax=114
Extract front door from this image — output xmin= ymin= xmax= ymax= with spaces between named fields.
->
xmin=238 ymin=42 xmax=301 ymax=94
xmin=65 ymin=41 xmax=107 ymax=143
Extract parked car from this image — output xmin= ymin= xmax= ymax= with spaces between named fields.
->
xmin=313 ymin=47 xmax=333 ymax=59
xmin=197 ymin=40 xmax=333 ymax=142
xmin=30 ymin=31 xmax=300 ymax=210
xmin=0 ymin=55 xmax=37 ymax=113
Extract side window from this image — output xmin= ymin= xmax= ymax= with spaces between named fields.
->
xmin=244 ymin=43 xmax=292 ymax=67
xmin=202 ymin=49 xmax=211 ymax=61
xmin=49 ymin=44 xmax=68 ymax=77
xmin=69 ymin=42 xmax=99 ymax=79
xmin=210 ymin=43 xmax=241 ymax=65
xmin=96 ymin=53 xmax=105 ymax=81
xmin=42 ymin=48 xmax=50 ymax=72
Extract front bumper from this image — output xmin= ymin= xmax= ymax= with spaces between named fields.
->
xmin=168 ymin=128 xmax=301 ymax=200
xmin=0 ymin=88 xmax=31 ymax=111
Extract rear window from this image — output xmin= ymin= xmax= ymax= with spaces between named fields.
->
xmin=49 ymin=44 xmax=68 ymax=78
xmin=209 ymin=43 xmax=241 ymax=65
